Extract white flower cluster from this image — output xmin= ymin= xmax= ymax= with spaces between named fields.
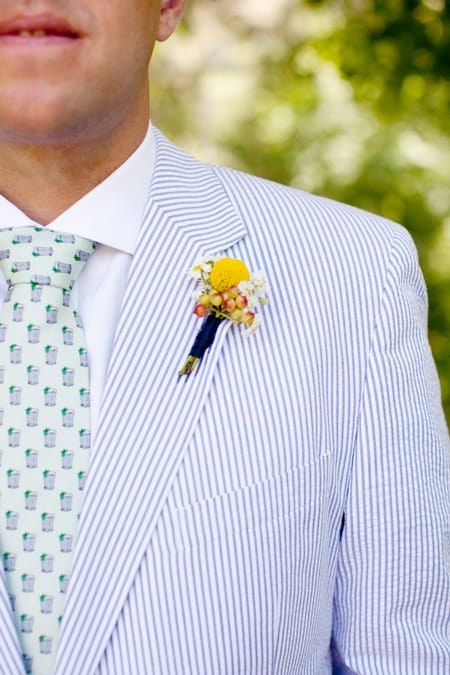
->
xmin=188 ymin=255 xmax=220 ymax=297
xmin=237 ymin=271 xmax=269 ymax=335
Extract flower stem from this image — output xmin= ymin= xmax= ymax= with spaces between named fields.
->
xmin=178 ymin=356 xmax=200 ymax=376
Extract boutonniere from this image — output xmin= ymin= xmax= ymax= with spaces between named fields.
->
xmin=179 ymin=256 xmax=269 ymax=376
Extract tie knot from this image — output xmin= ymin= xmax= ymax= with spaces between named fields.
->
xmin=0 ymin=227 xmax=96 ymax=291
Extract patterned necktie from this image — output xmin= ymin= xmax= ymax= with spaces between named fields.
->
xmin=0 ymin=226 xmax=96 ymax=675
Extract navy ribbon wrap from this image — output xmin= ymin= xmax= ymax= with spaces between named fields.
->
xmin=178 ymin=314 xmax=223 ymax=375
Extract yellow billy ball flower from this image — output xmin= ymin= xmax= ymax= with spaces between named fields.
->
xmin=210 ymin=258 xmax=250 ymax=292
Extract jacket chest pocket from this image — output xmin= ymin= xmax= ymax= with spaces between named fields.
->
xmin=167 ymin=451 xmax=331 ymax=553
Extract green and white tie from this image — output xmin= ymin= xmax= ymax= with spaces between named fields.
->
xmin=0 ymin=226 xmax=96 ymax=675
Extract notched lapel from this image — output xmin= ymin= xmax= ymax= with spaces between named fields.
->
xmin=0 ymin=567 xmax=25 ymax=675
xmin=53 ymin=130 xmax=247 ymax=675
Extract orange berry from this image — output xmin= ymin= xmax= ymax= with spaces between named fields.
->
xmin=194 ymin=304 xmax=207 ymax=317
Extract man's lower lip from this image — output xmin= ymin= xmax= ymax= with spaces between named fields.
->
xmin=0 ymin=34 xmax=79 ymax=47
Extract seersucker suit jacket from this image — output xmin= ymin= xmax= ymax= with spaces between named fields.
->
xmin=1 ymin=128 xmax=449 ymax=674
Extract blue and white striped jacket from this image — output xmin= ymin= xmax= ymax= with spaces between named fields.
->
xmin=1 ymin=128 xmax=449 ymax=674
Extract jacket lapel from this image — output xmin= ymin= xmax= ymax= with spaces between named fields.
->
xmin=54 ymin=130 xmax=247 ymax=674
xmin=0 ymin=567 xmax=25 ymax=675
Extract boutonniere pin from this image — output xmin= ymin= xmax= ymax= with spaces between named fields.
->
xmin=179 ymin=256 xmax=269 ymax=376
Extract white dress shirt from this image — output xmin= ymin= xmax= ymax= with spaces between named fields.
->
xmin=0 ymin=125 xmax=155 ymax=441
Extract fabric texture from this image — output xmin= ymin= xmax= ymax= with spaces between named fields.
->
xmin=0 ymin=228 xmax=96 ymax=674
xmin=0 ymin=129 xmax=448 ymax=674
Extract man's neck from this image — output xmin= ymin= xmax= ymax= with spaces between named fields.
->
xmin=0 ymin=118 xmax=150 ymax=225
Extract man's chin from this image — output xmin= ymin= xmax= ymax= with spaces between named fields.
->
xmin=0 ymin=106 xmax=95 ymax=148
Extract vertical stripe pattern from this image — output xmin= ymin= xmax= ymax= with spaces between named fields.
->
xmin=0 ymin=128 xmax=448 ymax=674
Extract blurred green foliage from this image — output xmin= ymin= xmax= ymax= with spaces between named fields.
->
xmin=152 ymin=0 xmax=449 ymax=423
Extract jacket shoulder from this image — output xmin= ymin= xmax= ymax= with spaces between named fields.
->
xmin=212 ymin=162 xmax=409 ymax=249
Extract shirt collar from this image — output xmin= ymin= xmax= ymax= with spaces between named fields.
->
xmin=0 ymin=123 xmax=155 ymax=255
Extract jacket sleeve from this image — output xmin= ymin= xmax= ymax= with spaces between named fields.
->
xmin=331 ymin=228 xmax=450 ymax=673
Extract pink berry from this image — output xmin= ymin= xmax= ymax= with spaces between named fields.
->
xmin=236 ymin=294 xmax=248 ymax=309
xmin=210 ymin=292 xmax=223 ymax=307
xmin=242 ymin=311 xmax=255 ymax=325
xmin=230 ymin=308 xmax=243 ymax=322
xmin=223 ymin=298 xmax=236 ymax=312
